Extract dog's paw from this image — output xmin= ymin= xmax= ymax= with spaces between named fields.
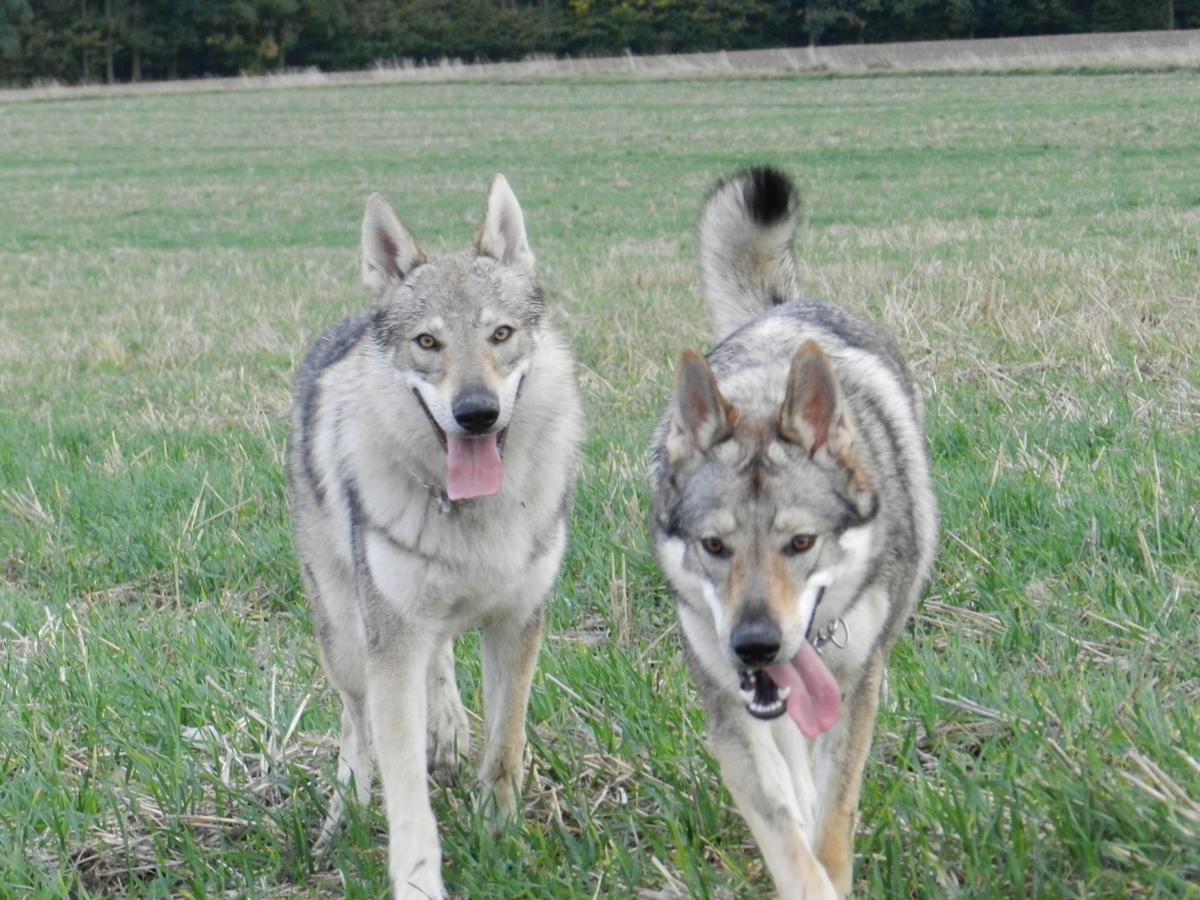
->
xmin=476 ymin=772 xmax=521 ymax=834
xmin=787 ymin=872 xmax=841 ymax=900
xmin=426 ymin=694 xmax=470 ymax=785
xmin=390 ymin=849 xmax=445 ymax=899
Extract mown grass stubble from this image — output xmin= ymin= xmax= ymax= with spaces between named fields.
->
xmin=1 ymin=72 xmax=1197 ymax=896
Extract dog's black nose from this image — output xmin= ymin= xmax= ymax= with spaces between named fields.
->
xmin=731 ymin=614 xmax=782 ymax=667
xmin=452 ymin=388 xmax=500 ymax=434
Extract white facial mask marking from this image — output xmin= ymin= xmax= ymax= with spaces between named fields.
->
xmin=498 ymin=358 xmax=531 ymax=426
xmin=701 ymin=580 xmax=726 ymax=634
xmin=796 ymin=569 xmax=832 ymax=632
xmin=658 ymin=537 xmax=726 ymax=635
xmin=838 ymin=523 xmax=873 ymax=560
xmin=406 ymin=356 xmax=529 ymax=436
xmin=406 ymin=372 xmax=457 ymax=433
xmin=793 ymin=523 xmax=875 ymax=626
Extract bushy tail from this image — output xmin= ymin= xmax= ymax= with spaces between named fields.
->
xmin=697 ymin=166 xmax=801 ymax=341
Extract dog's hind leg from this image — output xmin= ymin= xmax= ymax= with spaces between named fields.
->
xmin=478 ymin=606 xmax=543 ymax=824
xmin=426 ymin=637 xmax=470 ymax=784
xmin=315 ymin=693 xmax=373 ymax=854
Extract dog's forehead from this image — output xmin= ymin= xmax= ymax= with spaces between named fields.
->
xmin=398 ymin=253 xmax=535 ymax=325
xmin=693 ymin=508 xmax=738 ymax=535
xmin=674 ymin=447 xmax=768 ymax=532
xmin=757 ymin=450 xmax=850 ymax=528
xmin=672 ymin=478 xmax=746 ymax=540
xmin=772 ymin=505 xmax=831 ymax=535
xmin=679 ymin=432 xmax=848 ymax=535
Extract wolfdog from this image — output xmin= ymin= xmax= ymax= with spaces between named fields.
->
xmin=288 ymin=175 xmax=581 ymax=897
xmin=650 ymin=167 xmax=937 ymax=898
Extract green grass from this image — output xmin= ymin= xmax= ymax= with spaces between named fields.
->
xmin=1 ymin=72 xmax=1198 ymax=897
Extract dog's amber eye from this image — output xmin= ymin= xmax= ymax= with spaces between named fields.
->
xmin=788 ymin=534 xmax=816 ymax=554
xmin=701 ymin=536 xmax=727 ymax=557
xmin=415 ymin=334 xmax=439 ymax=350
xmin=492 ymin=325 xmax=513 ymax=344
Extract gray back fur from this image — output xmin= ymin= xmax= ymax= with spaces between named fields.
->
xmin=654 ymin=167 xmax=936 ymax=666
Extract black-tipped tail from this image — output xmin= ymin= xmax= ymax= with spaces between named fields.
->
xmin=743 ymin=166 xmax=797 ymax=228
xmin=698 ymin=166 xmax=802 ymax=341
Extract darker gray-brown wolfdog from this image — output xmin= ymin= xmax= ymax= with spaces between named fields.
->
xmin=651 ymin=167 xmax=937 ymax=898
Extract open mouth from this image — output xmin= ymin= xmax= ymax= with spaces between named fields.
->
xmin=738 ymin=669 xmax=790 ymax=720
xmin=413 ymin=388 xmax=509 ymax=454
xmin=739 ymin=640 xmax=843 ymax=737
xmin=413 ymin=389 xmax=508 ymax=501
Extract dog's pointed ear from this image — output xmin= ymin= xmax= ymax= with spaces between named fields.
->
xmin=361 ymin=193 xmax=426 ymax=297
xmin=475 ymin=174 xmax=535 ymax=274
xmin=666 ymin=349 xmax=736 ymax=467
xmin=780 ymin=341 xmax=855 ymax=459
xmin=782 ymin=342 xmax=876 ymax=515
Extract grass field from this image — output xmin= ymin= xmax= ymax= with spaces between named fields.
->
xmin=1 ymin=70 xmax=1198 ymax=898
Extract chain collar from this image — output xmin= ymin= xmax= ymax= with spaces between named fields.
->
xmin=408 ymin=470 xmax=455 ymax=515
xmin=807 ymin=584 xmax=849 ymax=655
xmin=811 ymin=616 xmax=849 ymax=654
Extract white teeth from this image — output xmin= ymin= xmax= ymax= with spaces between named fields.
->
xmin=739 ymin=670 xmax=787 ymax=718
xmin=776 ymin=686 xmax=791 ymax=702
xmin=749 ymin=700 xmax=784 ymax=715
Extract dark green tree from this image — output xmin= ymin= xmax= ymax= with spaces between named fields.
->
xmin=3 ymin=0 xmax=1197 ymax=86
xmin=0 ymin=0 xmax=32 ymax=64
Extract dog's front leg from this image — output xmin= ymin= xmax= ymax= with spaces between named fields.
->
xmin=478 ymin=606 xmax=544 ymax=824
xmin=709 ymin=722 xmax=839 ymax=900
xmin=814 ymin=652 xmax=884 ymax=896
xmin=366 ymin=637 xmax=444 ymax=899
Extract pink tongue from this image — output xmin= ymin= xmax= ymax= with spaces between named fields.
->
xmin=765 ymin=642 xmax=842 ymax=739
xmin=446 ymin=433 xmax=503 ymax=501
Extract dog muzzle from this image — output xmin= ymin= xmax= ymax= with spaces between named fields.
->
xmin=739 ymin=639 xmax=843 ymax=738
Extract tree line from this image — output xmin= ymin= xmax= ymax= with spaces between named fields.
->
xmin=1 ymin=0 xmax=1193 ymax=87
